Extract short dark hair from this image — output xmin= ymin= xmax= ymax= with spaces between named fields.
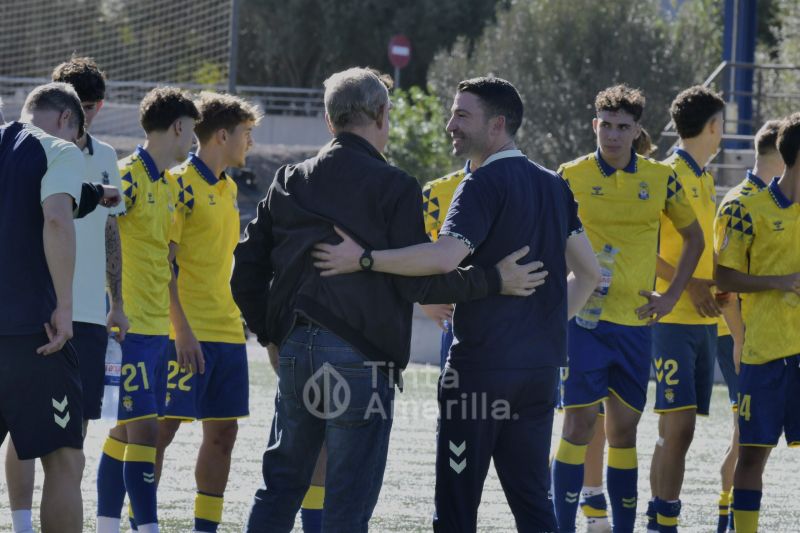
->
xmin=670 ymin=86 xmax=725 ymax=139
xmin=457 ymin=76 xmax=524 ymax=136
xmin=777 ymin=113 xmax=800 ymax=167
xmin=51 ymin=56 xmax=106 ymax=102
xmin=23 ymin=82 xmax=85 ymax=137
xmin=139 ymin=87 xmax=199 ymax=133
xmin=595 ymin=85 xmax=645 ymax=121
xmin=194 ymin=91 xmax=261 ymax=143
xmin=754 ymin=119 xmax=782 ymax=156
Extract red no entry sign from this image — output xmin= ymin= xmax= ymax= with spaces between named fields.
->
xmin=388 ymin=34 xmax=411 ymax=69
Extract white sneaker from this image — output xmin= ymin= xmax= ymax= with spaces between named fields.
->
xmin=586 ymin=517 xmax=613 ymax=533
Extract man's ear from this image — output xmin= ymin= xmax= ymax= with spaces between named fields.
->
xmin=592 ymin=117 xmax=599 ymax=135
xmin=707 ymin=114 xmax=722 ymax=136
xmin=217 ymin=128 xmax=228 ymax=144
xmin=375 ymin=104 xmax=387 ymax=130
xmin=173 ymin=118 xmax=183 ymax=137
xmin=324 ymin=112 xmax=335 ymax=135
xmin=96 ymin=100 xmax=105 ymax=113
xmin=58 ymin=108 xmax=72 ymax=130
xmin=491 ymin=115 xmax=506 ymax=137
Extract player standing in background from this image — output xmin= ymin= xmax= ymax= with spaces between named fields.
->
xmin=552 ymin=85 xmax=704 ymax=533
xmin=0 ymin=83 xmax=86 ymax=533
xmin=715 ymin=114 xmax=800 ymax=533
xmin=645 ymin=86 xmax=726 ymax=533
xmin=95 ymin=88 xmax=198 ymax=533
xmin=711 ymin=119 xmax=784 ymax=533
xmin=154 ymin=91 xmax=259 ymax=533
xmin=4 ymin=55 xmax=129 ymax=533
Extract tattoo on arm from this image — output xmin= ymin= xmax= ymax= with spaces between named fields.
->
xmin=106 ymin=216 xmax=123 ymax=304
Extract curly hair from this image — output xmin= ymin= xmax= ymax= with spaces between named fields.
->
xmin=139 ymin=87 xmax=199 ymax=133
xmin=670 ymin=86 xmax=725 ymax=139
xmin=595 ymin=85 xmax=645 ymax=121
xmin=51 ymin=56 xmax=106 ymax=102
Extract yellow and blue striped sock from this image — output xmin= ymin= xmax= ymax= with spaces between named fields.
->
xmin=732 ymin=488 xmax=761 ymax=533
xmin=123 ymin=443 xmax=158 ymax=528
xmin=195 ymin=492 xmax=224 ymax=532
xmin=656 ymin=497 xmax=680 ymax=532
xmin=717 ymin=489 xmax=732 ymax=532
xmin=552 ymin=438 xmax=588 ymax=532
xmin=97 ymin=437 xmax=127 ymax=520
xmin=300 ymin=485 xmax=324 ymax=533
xmin=606 ymin=447 xmax=638 ymax=532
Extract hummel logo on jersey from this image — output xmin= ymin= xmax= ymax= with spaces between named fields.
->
xmin=591 ymin=186 xmax=604 ymax=196
xmin=209 ymin=193 xmax=216 ymax=205
xmin=565 ymin=491 xmax=579 ymax=503
xmin=449 ymin=440 xmax=466 ymax=474
xmin=52 ymin=395 xmax=70 ymax=428
xmin=773 ymin=220 xmax=784 ymax=231
xmin=691 ymin=187 xmax=699 ymax=198
xmin=143 ymin=472 xmax=155 ymax=484
xmin=147 ymin=191 xmax=155 ymax=204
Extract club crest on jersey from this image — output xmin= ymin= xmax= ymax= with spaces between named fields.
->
xmin=591 ymin=186 xmax=604 ymax=196
xmin=102 ymin=171 xmax=110 ymax=185
xmin=638 ymin=182 xmax=650 ymax=200
xmin=165 ymin=392 xmax=172 ymax=407
xmin=122 ymin=395 xmax=134 ymax=412
xmin=664 ymin=388 xmax=675 ymax=404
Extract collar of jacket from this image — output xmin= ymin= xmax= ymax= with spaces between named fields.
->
xmin=330 ymin=132 xmax=386 ymax=162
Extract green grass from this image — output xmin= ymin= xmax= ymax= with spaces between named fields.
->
xmin=2 ymin=341 xmax=798 ymax=532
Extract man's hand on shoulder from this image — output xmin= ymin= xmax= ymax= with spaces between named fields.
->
xmin=313 ymin=226 xmax=363 ymax=276
xmin=496 ymin=246 xmax=548 ymax=296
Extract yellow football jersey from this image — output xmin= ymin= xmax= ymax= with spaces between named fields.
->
xmin=117 ymin=146 xmax=175 ymax=335
xmin=559 ymin=149 xmax=697 ymax=326
xmin=168 ymin=154 xmax=245 ymax=344
xmin=422 ymin=164 xmax=469 ymax=241
xmin=657 ymin=149 xmax=717 ymax=325
xmin=716 ymin=179 xmax=800 ymax=364
xmin=715 ymin=171 xmax=768 ymax=337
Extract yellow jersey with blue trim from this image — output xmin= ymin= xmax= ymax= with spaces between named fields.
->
xmin=716 ymin=178 xmax=800 ymax=364
xmin=558 ymin=149 xmax=697 ymax=326
xmin=167 ymin=154 xmax=244 ymax=343
xmin=657 ymin=149 xmax=717 ymax=325
xmin=117 ymin=146 xmax=175 ymax=335
xmin=715 ymin=170 xmax=768 ymax=336
xmin=422 ymin=163 xmax=469 ymax=241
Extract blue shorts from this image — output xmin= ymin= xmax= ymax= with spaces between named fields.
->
xmin=562 ymin=320 xmax=652 ymax=413
xmin=163 ymin=341 xmax=249 ymax=420
xmin=117 ymin=333 xmax=168 ymax=424
xmin=557 ymin=367 xmax=604 ymax=415
xmin=738 ymin=356 xmax=800 ymax=448
xmin=717 ymin=334 xmax=739 ymax=410
xmin=652 ymin=323 xmax=717 ymax=415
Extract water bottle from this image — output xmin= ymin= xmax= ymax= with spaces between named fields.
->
xmin=576 ymin=244 xmax=619 ymax=329
xmin=100 ymin=335 xmax=122 ymax=422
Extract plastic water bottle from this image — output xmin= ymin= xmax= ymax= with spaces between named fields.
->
xmin=576 ymin=244 xmax=619 ymax=329
xmin=100 ymin=335 xmax=122 ymax=422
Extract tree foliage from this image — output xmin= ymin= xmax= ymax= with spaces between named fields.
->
xmin=237 ymin=0 xmax=505 ymax=88
xmin=385 ymin=86 xmax=457 ymax=184
xmin=427 ymin=0 xmax=723 ymax=169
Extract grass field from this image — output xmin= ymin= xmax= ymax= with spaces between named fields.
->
xmin=1 ymin=339 xmax=798 ymax=532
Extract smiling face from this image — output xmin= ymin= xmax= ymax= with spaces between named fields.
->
xmin=446 ymin=91 xmax=492 ymax=159
xmin=593 ymin=109 xmax=640 ymax=163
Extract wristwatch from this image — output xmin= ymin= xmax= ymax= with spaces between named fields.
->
xmin=359 ymin=249 xmax=374 ymax=271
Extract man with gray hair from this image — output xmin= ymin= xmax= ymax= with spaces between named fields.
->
xmin=231 ymin=67 xmax=547 ymax=532
xmin=0 ymin=82 xmax=87 ymax=533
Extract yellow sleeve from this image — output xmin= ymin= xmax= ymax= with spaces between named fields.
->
xmin=169 ymin=173 xmax=193 ymax=245
xmin=663 ymin=171 xmax=697 ymax=229
xmin=119 ymin=169 xmax=138 ymax=212
xmin=716 ymin=199 xmax=753 ymax=273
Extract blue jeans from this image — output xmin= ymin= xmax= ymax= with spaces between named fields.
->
xmin=244 ymin=324 xmax=395 ymax=533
